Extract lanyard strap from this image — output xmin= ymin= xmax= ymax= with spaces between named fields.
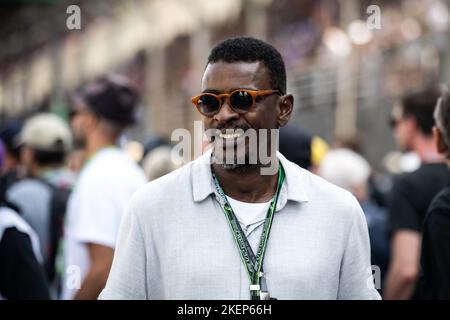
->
xmin=212 ymin=163 xmax=285 ymax=299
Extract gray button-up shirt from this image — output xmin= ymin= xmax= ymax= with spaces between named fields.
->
xmin=99 ymin=150 xmax=381 ymax=300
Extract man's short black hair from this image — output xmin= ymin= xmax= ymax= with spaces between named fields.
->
xmin=207 ymin=37 xmax=287 ymax=94
xmin=401 ymin=88 xmax=441 ymax=136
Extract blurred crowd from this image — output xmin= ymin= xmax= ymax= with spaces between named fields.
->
xmin=0 ymin=75 xmax=183 ymax=299
xmin=0 ymin=71 xmax=449 ymax=300
xmin=283 ymin=86 xmax=450 ymax=300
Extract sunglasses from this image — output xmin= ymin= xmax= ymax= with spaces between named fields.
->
xmin=191 ymin=89 xmax=281 ymax=117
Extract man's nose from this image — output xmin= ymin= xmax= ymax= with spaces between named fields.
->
xmin=213 ymin=100 xmax=239 ymax=124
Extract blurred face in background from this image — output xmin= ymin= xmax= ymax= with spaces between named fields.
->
xmin=391 ymin=103 xmax=414 ymax=152
xmin=70 ymin=102 xmax=95 ymax=149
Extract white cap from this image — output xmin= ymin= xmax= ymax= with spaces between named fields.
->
xmin=318 ymin=148 xmax=371 ymax=190
xmin=19 ymin=113 xmax=72 ymax=153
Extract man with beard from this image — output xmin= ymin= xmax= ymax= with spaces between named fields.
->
xmin=100 ymin=37 xmax=380 ymax=300
xmin=63 ymin=75 xmax=146 ymax=300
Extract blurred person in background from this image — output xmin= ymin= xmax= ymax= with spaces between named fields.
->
xmin=0 ymin=206 xmax=50 ymax=300
xmin=417 ymin=87 xmax=450 ymax=299
xmin=141 ymin=145 xmax=182 ymax=181
xmin=318 ymin=148 xmax=390 ymax=293
xmin=384 ymin=88 xmax=450 ymax=299
xmin=16 ymin=114 xmax=75 ymax=190
xmin=6 ymin=113 xmax=73 ymax=298
xmin=0 ymin=139 xmax=50 ymax=300
xmin=143 ymin=135 xmax=169 ymax=156
xmin=278 ymin=124 xmax=329 ymax=173
xmin=0 ymin=121 xmax=23 ymax=200
xmin=63 ymin=75 xmax=146 ymax=300
xmin=334 ymin=135 xmax=391 ymax=209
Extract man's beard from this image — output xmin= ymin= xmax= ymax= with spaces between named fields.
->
xmin=212 ymin=148 xmax=252 ymax=172
xmin=211 ymin=136 xmax=255 ymax=172
xmin=73 ymin=135 xmax=86 ymax=149
xmin=209 ymin=126 xmax=279 ymax=176
xmin=207 ymin=124 xmax=251 ymax=172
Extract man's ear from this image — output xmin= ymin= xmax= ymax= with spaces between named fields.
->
xmin=277 ymin=94 xmax=294 ymax=128
xmin=433 ymin=126 xmax=448 ymax=154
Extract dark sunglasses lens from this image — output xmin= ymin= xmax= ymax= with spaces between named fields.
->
xmin=230 ymin=90 xmax=253 ymax=112
xmin=198 ymin=95 xmax=220 ymax=115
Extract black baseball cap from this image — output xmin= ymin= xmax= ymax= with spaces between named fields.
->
xmin=79 ymin=75 xmax=140 ymax=126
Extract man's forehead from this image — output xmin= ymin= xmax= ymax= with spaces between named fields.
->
xmin=201 ymin=61 xmax=270 ymax=91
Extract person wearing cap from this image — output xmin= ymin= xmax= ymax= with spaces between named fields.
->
xmin=63 ymin=75 xmax=146 ymax=300
xmin=16 ymin=113 xmax=75 ymax=190
xmin=6 ymin=113 xmax=74 ymax=297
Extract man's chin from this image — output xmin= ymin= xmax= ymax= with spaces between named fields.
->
xmin=212 ymin=148 xmax=252 ymax=171
xmin=220 ymin=162 xmax=252 ymax=171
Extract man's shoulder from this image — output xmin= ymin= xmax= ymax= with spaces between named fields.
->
xmin=0 ymin=207 xmax=35 ymax=242
xmin=7 ymin=178 xmax=51 ymax=199
xmin=285 ymin=156 xmax=354 ymax=196
xmin=131 ymin=161 xmax=193 ymax=205
xmin=396 ymin=163 xmax=450 ymax=186
xmin=80 ymin=149 xmax=145 ymax=183
xmin=428 ymin=186 xmax=450 ymax=217
xmin=282 ymin=155 xmax=358 ymax=211
xmin=91 ymin=149 xmax=139 ymax=170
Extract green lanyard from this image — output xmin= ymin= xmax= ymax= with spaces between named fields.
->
xmin=212 ymin=163 xmax=285 ymax=300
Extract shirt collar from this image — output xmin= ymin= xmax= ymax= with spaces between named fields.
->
xmin=191 ymin=149 xmax=309 ymax=208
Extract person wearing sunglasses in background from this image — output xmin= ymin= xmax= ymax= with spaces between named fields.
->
xmin=417 ymin=87 xmax=450 ymax=299
xmin=99 ymin=37 xmax=380 ymax=300
xmin=384 ymin=89 xmax=450 ymax=300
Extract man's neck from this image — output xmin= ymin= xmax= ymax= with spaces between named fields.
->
xmin=86 ymin=133 xmax=117 ymax=158
xmin=412 ymin=135 xmax=444 ymax=163
xmin=212 ymin=163 xmax=279 ymax=203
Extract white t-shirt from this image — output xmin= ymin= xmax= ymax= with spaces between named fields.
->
xmin=62 ymin=148 xmax=146 ymax=300
xmin=225 ymin=196 xmax=271 ymax=234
